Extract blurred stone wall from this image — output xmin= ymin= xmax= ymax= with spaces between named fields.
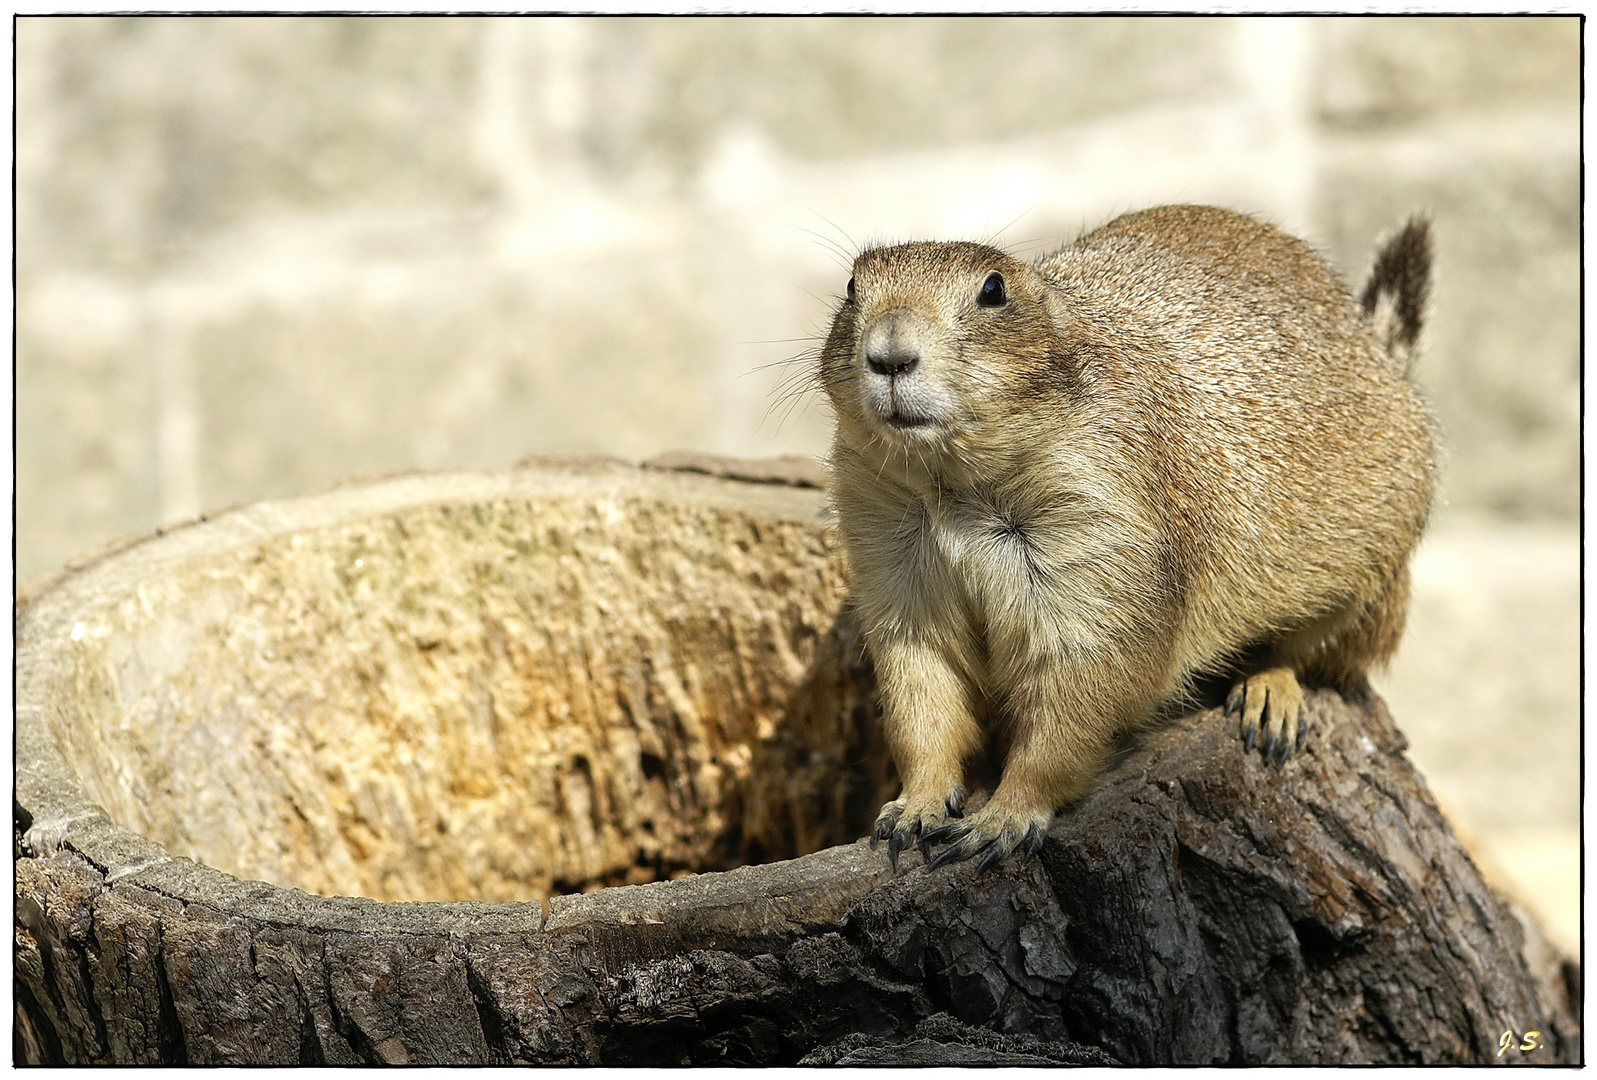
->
xmin=15 ymin=16 xmax=1581 ymax=947
xmin=18 ymin=15 xmax=1578 ymax=577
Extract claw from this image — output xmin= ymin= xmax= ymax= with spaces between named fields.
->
xmin=1234 ymin=682 xmax=1258 ymax=749
xmin=919 ymin=821 xmax=963 ymax=851
xmin=976 ymin=842 xmax=1008 ymax=874
xmin=887 ymin=817 xmax=923 ymax=867
xmin=870 ymin=800 xmax=905 ymax=851
xmin=1234 ymin=668 xmax=1305 ymax=766
xmin=930 ymin=830 xmax=995 ymax=870
xmin=924 ymin=809 xmax=1051 ymax=872
xmin=944 ymin=786 xmax=967 ymax=820
xmin=918 ymin=820 xmax=955 ymax=860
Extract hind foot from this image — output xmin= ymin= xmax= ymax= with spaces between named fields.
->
xmin=1227 ymin=666 xmax=1305 ymax=768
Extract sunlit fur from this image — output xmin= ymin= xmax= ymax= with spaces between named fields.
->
xmin=819 ymin=205 xmax=1437 ymax=866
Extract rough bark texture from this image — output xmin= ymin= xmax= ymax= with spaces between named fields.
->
xmin=799 ymin=1013 xmax=1123 ymax=1065
xmin=15 ymin=460 xmax=1581 ymax=1065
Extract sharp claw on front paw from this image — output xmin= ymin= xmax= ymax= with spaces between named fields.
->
xmin=918 ymin=822 xmax=954 ymax=860
xmin=888 ymin=824 xmax=920 ymax=868
xmin=1242 ymin=720 xmax=1257 ymax=752
xmin=929 ymin=840 xmax=971 ymax=871
xmin=929 ymin=828 xmax=996 ymax=870
xmin=976 ymin=841 xmax=1011 ymax=874
xmin=1225 ymin=685 xmax=1245 ymax=717
xmin=926 ymin=820 xmax=1046 ymax=872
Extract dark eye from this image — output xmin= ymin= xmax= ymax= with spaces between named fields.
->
xmin=846 ymin=276 xmax=856 ymax=302
xmin=978 ymin=272 xmax=1006 ymax=307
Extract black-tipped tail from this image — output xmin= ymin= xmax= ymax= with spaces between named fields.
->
xmin=1359 ymin=216 xmax=1432 ymax=372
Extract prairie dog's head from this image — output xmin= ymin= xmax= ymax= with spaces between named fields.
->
xmin=820 ymin=241 xmax=1071 ymax=455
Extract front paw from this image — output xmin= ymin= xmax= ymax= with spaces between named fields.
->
xmin=920 ymin=802 xmax=1051 ymax=873
xmin=870 ymin=786 xmax=965 ymax=867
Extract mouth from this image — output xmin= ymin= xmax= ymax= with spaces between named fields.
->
xmin=859 ymin=379 xmax=948 ymax=438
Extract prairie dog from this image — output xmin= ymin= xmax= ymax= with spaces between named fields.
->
xmin=819 ymin=205 xmax=1436 ymax=869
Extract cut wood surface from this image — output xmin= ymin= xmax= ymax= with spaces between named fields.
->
xmin=14 ymin=459 xmax=1581 ymax=1064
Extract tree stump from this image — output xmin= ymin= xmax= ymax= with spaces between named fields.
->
xmin=15 ymin=458 xmax=1580 ymax=1064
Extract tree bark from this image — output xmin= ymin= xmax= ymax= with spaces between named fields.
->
xmin=15 ymin=459 xmax=1580 ymax=1065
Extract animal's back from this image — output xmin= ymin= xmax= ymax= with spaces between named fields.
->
xmin=1037 ymin=206 xmax=1436 ymax=679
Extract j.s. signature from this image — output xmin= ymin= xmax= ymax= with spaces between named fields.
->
xmin=1499 ymin=1029 xmax=1544 ymax=1055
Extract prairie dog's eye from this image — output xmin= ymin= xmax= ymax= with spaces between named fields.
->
xmin=978 ymin=272 xmax=1007 ymax=307
xmin=846 ymin=276 xmax=856 ymax=302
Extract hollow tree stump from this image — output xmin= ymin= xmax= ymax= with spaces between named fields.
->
xmin=15 ymin=459 xmax=1580 ymax=1064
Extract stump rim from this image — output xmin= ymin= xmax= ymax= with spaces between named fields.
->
xmin=14 ymin=460 xmax=892 ymax=941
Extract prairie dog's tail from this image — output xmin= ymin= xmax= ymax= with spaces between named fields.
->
xmin=1359 ymin=216 xmax=1432 ymax=374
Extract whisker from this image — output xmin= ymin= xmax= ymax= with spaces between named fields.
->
xmin=755 ymin=342 xmax=827 ymax=435
xmin=771 ymin=388 xmax=819 ymax=434
xmin=800 ymin=285 xmax=846 ymax=307
xmin=1004 ymin=232 xmax=1073 ymax=258
xmin=803 ymin=210 xmax=860 ymax=257
xmin=982 ymin=205 xmax=1036 ymax=249
xmin=745 ymin=349 xmax=823 ymax=376
xmin=788 ymin=222 xmax=856 ymax=269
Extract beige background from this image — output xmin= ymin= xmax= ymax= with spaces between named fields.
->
xmin=16 ymin=16 xmax=1579 ymax=950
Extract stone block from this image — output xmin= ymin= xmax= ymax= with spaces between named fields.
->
xmin=578 ymin=16 xmax=1237 ymax=173
xmin=17 ymin=16 xmax=488 ymax=276
xmin=1374 ymin=521 xmax=1578 ymax=834
xmin=15 ymin=279 xmax=162 ymax=583
xmin=1314 ymin=15 xmax=1579 ymax=129
xmin=189 ymin=255 xmax=723 ymax=513
xmin=1315 ymin=123 xmax=1578 ymax=520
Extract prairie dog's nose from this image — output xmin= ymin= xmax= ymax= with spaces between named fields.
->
xmin=863 ymin=309 xmax=929 ymax=377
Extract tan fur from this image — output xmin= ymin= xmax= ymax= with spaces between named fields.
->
xmin=819 ymin=205 xmax=1437 ymax=868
